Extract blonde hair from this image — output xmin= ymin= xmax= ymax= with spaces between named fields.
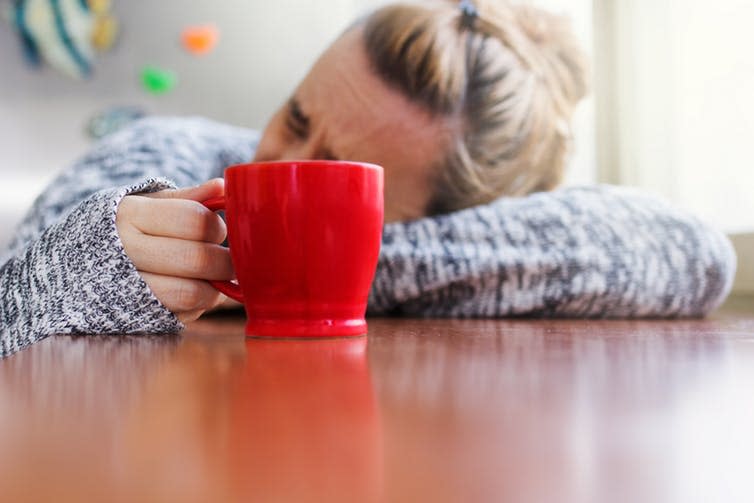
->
xmin=362 ymin=0 xmax=589 ymax=214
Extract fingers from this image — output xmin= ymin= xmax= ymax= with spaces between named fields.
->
xmin=116 ymin=178 xmax=235 ymax=323
xmin=125 ymin=234 xmax=235 ymax=281
xmin=147 ymin=178 xmax=225 ymax=202
xmin=176 ymin=309 xmax=207 ymax=324
xmin=140 ymin=272 xmax=224 ymax=319
xmin=126 ymin=196 xmax=227 ymax=244
xmin=212 ymin=296 xmax=243 ymax=311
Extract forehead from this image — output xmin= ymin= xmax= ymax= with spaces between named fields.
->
xmin=297 ymin=28 xmax=452 ymax=166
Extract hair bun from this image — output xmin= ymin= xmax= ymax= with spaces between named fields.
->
xmin=510 ymin=3 xmax=590 ymax=107
xmin=362 ymin=1 xmax=591 ymax=213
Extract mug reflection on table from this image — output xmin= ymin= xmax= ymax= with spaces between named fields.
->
xmin=227 ymin=337 xmax=383 ymax=501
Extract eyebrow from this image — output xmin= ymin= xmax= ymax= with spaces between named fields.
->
xmin=287 ymin=97 xmax=340 ymax=161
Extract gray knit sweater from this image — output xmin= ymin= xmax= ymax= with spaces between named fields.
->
xmin=0 ymin=117 xmax=737 ymax=358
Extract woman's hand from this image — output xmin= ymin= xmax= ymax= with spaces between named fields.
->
xmin=116 ymin=179 xmax=233 ymax=323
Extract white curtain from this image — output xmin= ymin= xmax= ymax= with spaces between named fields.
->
xmin=595 ymin=0 xmax=754 ymax=235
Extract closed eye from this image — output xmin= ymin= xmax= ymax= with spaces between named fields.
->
xmin=285 ymin=98 xmax=309 ymax=140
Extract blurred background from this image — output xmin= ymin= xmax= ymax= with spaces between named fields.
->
xmin=0 ymin=0 xmax=751 ymax=297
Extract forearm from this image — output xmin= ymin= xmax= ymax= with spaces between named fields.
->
xmin=0 ymin=117 xmax=259 ymax=357
xmin=368 ymin=185 xmax=736 ymax=318
xmin=1 ymin=180 xmax=181 ymax=358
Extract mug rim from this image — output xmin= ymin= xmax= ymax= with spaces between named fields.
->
xmin=225 ymin=160 xmax=383 ymax=174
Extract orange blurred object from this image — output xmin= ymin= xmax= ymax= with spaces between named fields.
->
xmin=181 ymin=24 xmax=219 ymax=55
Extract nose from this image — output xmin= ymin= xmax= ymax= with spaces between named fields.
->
xmin=255 ymin=129 xmax=329 ymax=162
xmin=278 ymin=140 xmax=321 ymax=161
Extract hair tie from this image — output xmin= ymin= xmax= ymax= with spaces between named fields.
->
xmin=459 ymin=0 xmax=478 ymax=30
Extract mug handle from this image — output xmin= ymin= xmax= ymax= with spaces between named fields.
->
xmin=202 ymin=196 xmax=244 ymax=303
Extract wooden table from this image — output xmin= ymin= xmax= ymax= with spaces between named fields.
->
xmin=2 ymin=312 xmax=754 ymax=503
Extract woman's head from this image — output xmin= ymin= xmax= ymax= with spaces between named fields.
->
xmin=254 ymin=0 xmax=588 ymax=221
xmin=253 ymin=26 xmax=451 ymax=222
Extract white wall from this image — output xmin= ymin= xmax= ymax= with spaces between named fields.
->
xmin=0 ymin=0 xmax=594 ymax=244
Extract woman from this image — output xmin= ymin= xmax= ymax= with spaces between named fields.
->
xmin=0 ymin=1 xmax=736 ymax=357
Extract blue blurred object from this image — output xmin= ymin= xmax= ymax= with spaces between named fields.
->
xmin=87 ymin=106 xmax=146 ymax=139
xmin=13 ymin=0 xmax=42 ymax=65
xmin=6 ymin=0 xmax=96 ymax=79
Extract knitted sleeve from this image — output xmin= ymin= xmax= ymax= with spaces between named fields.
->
xmin=1 ymin=117 xmax=258 ymax=358
xmin=368 ymin=185 xmax=737 ymax=318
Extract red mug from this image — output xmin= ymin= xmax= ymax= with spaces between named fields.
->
xmin=203 ymin=161 xmax=384 ymax=337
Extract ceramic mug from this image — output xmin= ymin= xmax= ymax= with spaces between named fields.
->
xmin=203 ymin=160 xmax=384 ymax=337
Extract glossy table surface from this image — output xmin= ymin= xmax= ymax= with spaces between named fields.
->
xmin=2 ymin=310 xmax=754 ymax=503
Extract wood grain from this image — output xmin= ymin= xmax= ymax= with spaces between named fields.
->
xmin=1 ymin=312 xmax=753 ymax=502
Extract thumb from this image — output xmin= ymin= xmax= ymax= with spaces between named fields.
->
xmin=147 ymin=178 xmax=225 ymax=202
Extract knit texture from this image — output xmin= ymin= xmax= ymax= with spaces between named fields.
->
xmin=1 ymin=116 xmax=737 ymax=358
xmin=371 ymin=186 xmax=736 ymax=317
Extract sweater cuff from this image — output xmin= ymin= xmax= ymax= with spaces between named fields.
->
xmin=67 ymin=177 xmax=185 ymax=333
xmin=2 ymin=177 xmax=183 ymax=357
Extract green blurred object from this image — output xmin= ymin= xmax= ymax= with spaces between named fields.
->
xmin=140 ymin=66 xmax=177 ymax=95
